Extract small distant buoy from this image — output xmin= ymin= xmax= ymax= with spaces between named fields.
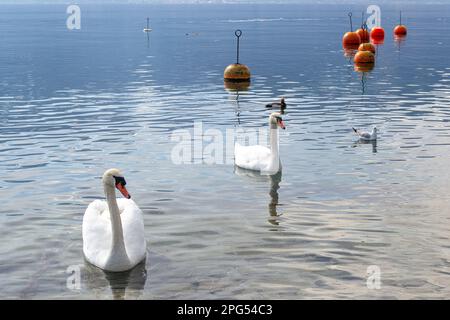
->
xmin=358 ymin=42 xmax=376 ymax=53
xmin=370 ymin=26 xmax=385 ymax=40
xmin=394 ymin=11 xmax=407 ymax=36
xmin=394 ymin=25 xmax=407 ymax=36
xmin=224 ymin=30 xmax=251 ymax=82
xmin=354 ymin=50 xmax=375 ymax=64
xmin=342 ymin=13 xmax=361 ymax=47
xmin=143 ymin=17 xmax=152 ymax=33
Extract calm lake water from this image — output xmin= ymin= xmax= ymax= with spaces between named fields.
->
xmin=1 ymin=3 xmax=450 ymax=299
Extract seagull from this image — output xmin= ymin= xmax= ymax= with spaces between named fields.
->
xmin=353 ymin=126 xmax=377 ymax=141
xmin=266 ymin=97 xmax=286 ymax=109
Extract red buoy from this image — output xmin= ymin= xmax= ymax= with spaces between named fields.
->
xmin=394 ymin=34 xmax=407 ymax=43
xmin=371 ymin=37 xmax=384 ymax=45
xmin=394 ymin=11 xmax=407 ymax=36
xmin=358 ymin=42 xmax=376 ymax=53
xmin=354 ymin=50 xmax=375 ymax=64
xmin=394 ymin=25 xmax=407 ymax=36
xmin=370 ymin=26 xmax=385 ymax=40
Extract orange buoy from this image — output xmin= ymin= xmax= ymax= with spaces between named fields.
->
xmin=354 ymin=62 xmax=374 ymax=73
xmin=354 ymin=50 xmax=375 ymax=64
xmin=343 ymin=12 xmax=361 ymax=47
xmin=343 ymin=32 xmax=361 ymax=46
xmin=358 ymin=42 xmax=376 ymax=53
xmin=356 ymin=28 xmax=370 ymax=43
xmin=356 ymin=11 xmax=370 ymax=43
xmin=394 ymin=11 xmax=407 ymax=36
xmin=224 ymin=30 xmax=251 ymax=82
xmin=370 ymin=26 xmax=385 ymax=40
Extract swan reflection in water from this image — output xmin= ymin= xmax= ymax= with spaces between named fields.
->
xmin=83 ymin=258 xmax=147 ymax=299
xmin=234 ymin=166 xmax=283 ymax=226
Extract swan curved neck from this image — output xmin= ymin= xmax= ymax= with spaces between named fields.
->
xmin=267 ymin=122 xmax=280 ymax=173
xmin=104 ymin=183 xmax=128 ymax=261
xmin=270 ymin=127 xmax=279 ymax=154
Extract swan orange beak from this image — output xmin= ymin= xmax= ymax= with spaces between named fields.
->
xmin=116 ymin=183 xmax=131 ymax=199
xmin=278 ymin=120 xmax=286 ymax=130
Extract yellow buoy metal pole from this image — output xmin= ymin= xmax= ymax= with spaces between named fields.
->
xmin=224 ymin=29 xmax=251 ymax=83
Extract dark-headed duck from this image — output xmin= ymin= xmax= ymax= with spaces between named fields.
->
xmin=266 ymin=97 xmax=286 ymax=109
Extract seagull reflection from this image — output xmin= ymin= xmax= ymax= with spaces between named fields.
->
xmin=352 ymin=139 xmax=377 ymax=153
xmin=83 ymin=259 xmax=147 ymax=300
xmin=234 ymin=166 xmax=283 ymax=225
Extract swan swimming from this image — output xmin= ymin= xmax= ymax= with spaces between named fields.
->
xmin=82 ymin=168 xmax=146 ymax=272
xmin=234 ymin=112 xmax=286 ymax=175
xmin=353 ymin=126 xmax=377 ymax=141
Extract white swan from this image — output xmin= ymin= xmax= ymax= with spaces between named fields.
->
xmin=82 ymin=168 xmax=146 ymax=272
xmin=353 ymin=126 xmax=377 ymax=141
xmin=234 ymin=112 xmax=286 ymax=175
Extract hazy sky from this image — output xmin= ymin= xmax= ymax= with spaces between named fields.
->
xmin=1 ymin=0 xmax=449 ymax=4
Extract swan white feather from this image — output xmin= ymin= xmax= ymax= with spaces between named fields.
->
xmin=234 ymin=112 xmax=285 ymax=175
xmin=234 ymin=144 xmax=272 ymax=171
xmin=82 ymin=169 xmax=146 ymax=272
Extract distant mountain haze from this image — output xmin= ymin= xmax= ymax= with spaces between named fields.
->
xmin=1 ymin=0 xmax=448 ymax=4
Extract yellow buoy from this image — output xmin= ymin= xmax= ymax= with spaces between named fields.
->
xmin=224 ymin=30 xmax=251 ymax=82
xmin=224 ymin=79 xmax=250 ymax=91
xmin=224 ymin=64 xmax=251 ymax=82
